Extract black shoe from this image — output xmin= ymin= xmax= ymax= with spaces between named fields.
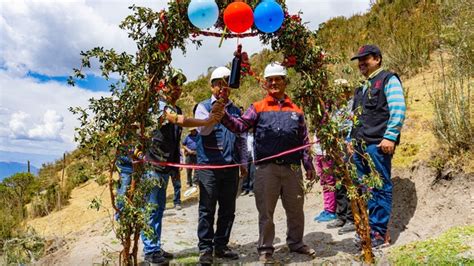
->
xmin=144 ymin=252 xmax=166 ymax=264
xmin=158 ymin=249 xmax=174 ymax=259
xmin=215 ymin=247 xmax=239 ymax=260
xmin=327 ymin=219 xmax=345 ymax=229
xmin=199 ymin=251 xmax=213 ymax=264
xmin=338 ymin=221 xmax=356 ymax=235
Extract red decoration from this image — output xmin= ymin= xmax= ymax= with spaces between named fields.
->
xmin=158 ymin=42 xmax=170 ymax=52
xmin=282 ymin=55 xmax=297 ymax=67
xmin=223 ymin=1 xmax=254 ymax=34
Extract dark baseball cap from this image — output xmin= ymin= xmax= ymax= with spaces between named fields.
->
xmin=350 ymin=45 xmax=382 ymax=61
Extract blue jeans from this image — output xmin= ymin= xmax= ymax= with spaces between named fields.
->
xmin=141 ymin=171 xmax=170 ymax=255
xmin=353 ymin=144 xmax=393 ymax=237
xmin=115 ymin=156 xmax=133 ymax=220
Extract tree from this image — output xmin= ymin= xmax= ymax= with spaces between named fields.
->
xmin=70 ymin=1 xmax=381 ymax=264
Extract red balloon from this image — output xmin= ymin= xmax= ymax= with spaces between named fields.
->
xmin=223 ymin=2 xmax=254 ymax=33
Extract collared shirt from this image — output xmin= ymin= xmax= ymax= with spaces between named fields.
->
xmin=182 ymin=134 xmax=198 ymax=151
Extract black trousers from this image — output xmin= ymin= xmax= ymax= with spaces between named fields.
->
xmin=336 ymin=184 xmax=354 ymax=223
xmin=197 ymin=167 xmax=239 ymax=252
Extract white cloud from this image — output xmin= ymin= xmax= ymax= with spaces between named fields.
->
xmin=9 ymin=111 xmax=29 ymax=138
xmin=27 ymin=110 xmax=64 ymax=140
xmin=8 ymin=110 xmax=64 ymax=141
xmin=0 ymin=70 xmax=107 ymax=156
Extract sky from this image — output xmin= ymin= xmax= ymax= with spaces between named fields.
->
xmin=0 ymin=0 xmax=370 ymax=167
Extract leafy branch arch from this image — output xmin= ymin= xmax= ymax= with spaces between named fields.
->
xmin=70 ymin=0 xmax=377 ymax=264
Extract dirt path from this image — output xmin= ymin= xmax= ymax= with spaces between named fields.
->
xmin=35 ymin=164 xmax=473 ymax=265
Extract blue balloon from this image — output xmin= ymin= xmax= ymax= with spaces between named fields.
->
xmin=254 ymin=0 xmax=284 ymax=33
xmin=187 ymin=0 xmax=219 ymax=29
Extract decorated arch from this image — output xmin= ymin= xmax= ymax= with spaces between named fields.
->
xmin=69 ymin=0 xmax=379 ymax=264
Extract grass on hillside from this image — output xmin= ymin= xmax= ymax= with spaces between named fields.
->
xmin=389 ymin=225 xmax=474 ymax=265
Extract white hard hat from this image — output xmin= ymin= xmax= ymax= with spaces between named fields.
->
xmin=210 ymin=66 xmax=231 ymax=82
xmin=264 ymin=62 xmax=287 ymax=78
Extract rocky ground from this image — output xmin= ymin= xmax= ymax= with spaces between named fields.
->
xmin=34 ymin=163 xmax=473 ymax=265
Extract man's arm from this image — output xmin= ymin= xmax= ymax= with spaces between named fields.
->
xmin=219 ymin=104 xmax=258 ymax=133
xmin=378 ymin=76 xmax=406 ymax=154
xmin=165 ymin=108 xmax=222 ymax=128
xmin=383 ymin=76 xmax=406 ymax=141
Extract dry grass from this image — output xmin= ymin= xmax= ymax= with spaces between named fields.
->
xmin=27 ymin=170 xmax=198 ymax=237
xmin=392 ymin=60 xmax=440 ymax=168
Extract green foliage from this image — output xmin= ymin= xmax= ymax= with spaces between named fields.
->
xmin=316 ymin=0 xmax=441 ymax=77
xmin=389 ymin=225 xmax=474 ymax=265
xmin=431 ymin=0 xmax=473 ymax=153
xmin=66 ymin=161 xmax=93 ymax=188
xmin=2 ymin=228 xmax=45 ymax=264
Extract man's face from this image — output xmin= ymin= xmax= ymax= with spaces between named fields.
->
xmin=190 ymin=129 xmax=197 ymax=135
xmin=211 ymin=79 xmax=231 ymax=101
xmin=264 ymin=75 xmax=286 ymax=98
xmin=358 ymin=54 xmax=381 ymax=77
xmin=163 ymin=83 xmax=182 ymax=103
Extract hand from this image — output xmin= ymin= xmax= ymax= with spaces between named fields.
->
xmin=239 ymin=165 xmax=248 ymax=179
xmin=305 ymin=170 xmax=315 ymax=181
xmin=209 ymin=111 xmax=224 ymax=124
xmin=211 ymin=100 xmax=225 ymax=114
xmin=377 ymin=139 xmax=395 ymax=154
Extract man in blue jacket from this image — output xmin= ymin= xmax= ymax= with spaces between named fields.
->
xmin=194 ymin=66 xmax=247 ymax=264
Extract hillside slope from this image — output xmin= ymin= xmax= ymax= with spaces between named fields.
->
xmin=29 ymin=64 xmax=474 ymax=264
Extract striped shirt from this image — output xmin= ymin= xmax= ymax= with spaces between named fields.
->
xmin=382 ymin=75 xmax=406 ymax=141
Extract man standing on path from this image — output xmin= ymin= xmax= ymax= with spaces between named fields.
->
xmin=347 ymin=45 xmax=406 ymax=248
xmin=140 ymin=69 xmax=224 ymax=264
xmin=194 ymin=66 xmax=248 ymax=264
xmin=215 ymin=62 xmax=316 ymax=263
xmin=182 ymin=128 xmax=199 ymax=187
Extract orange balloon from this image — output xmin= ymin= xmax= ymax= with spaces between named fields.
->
xmin=223 ymin=2 xmax=254 ymax=33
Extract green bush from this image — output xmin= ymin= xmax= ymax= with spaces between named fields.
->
xmin=66 ymin=161 xmax=93 ymax=189
xmin=431 ymin=0 xmax=473 ymax=153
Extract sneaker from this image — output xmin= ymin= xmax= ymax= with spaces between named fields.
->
xmin=144 ymin=251 xmax=166 ymax=264
xmin=240 ymin=190 xmax=249 ymax=196
xmin=327 ymin=219 xmax=345 ymax=229
xmin=314 ymin=210 xmax=337 ymax=222
xmin=215 ymin=247 xmax=239 ymax=260
xmin=354 ymin=231 xmax=388 ymax=249
xmin=338 ymin=221 xmax=356 ymax=235
xmin=199 ymin=250 xmax=213 ymax=264
xmin=371 ymin=232 xmax=387 ymax=249
xmin=259 ymin=253 xmax=276 ymax=264
xmin=248 ymin=191 xmax=254 ymax=197
xmin=159 ymin=249 xmax=174 ymax=259
xmin=175 ymin=204 xmax=182 ymax=210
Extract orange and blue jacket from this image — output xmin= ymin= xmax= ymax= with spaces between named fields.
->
xmin=221 ymin=94 xmax=314 ymax=171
